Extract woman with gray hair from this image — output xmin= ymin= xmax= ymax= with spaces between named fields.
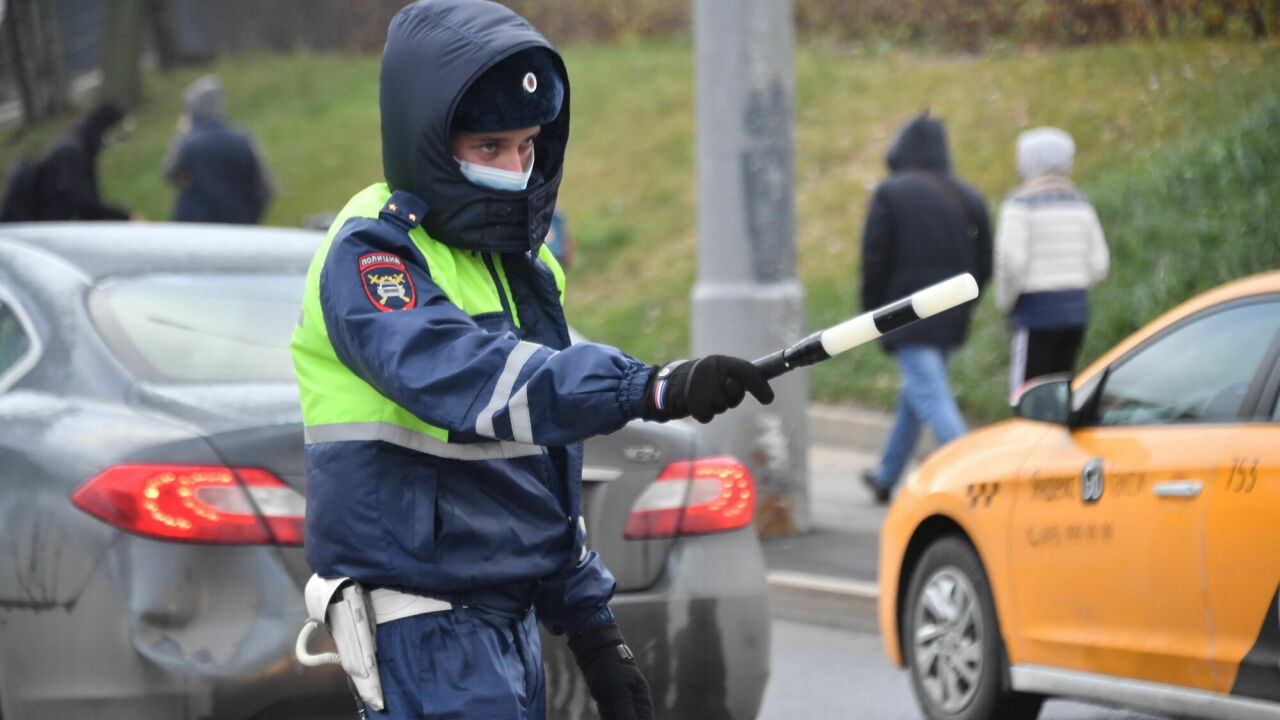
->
xmin=994 ymin=127 xmax=1109 ymax=401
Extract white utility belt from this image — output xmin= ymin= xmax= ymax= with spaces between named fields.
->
xmin=368 ymin=586 xmax=453 ymax=624
xmin=295 ymin=575 xmax=452 ymax=712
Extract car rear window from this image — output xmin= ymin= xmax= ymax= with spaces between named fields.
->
xmin=90 ymin=274 xmax=304 ymax=383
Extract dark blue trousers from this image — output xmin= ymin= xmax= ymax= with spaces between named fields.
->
xmin=367 ymin=607 xmax=546 ymax=720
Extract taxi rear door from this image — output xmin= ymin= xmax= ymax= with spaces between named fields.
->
xmin=1009 ymin=298 xmax=1280 ymax=692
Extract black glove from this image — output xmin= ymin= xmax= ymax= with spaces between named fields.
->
xmin=568 ymin=623 xmax=654 ymax=720
xmin=642 ymin=355 xmax=775 ymax=423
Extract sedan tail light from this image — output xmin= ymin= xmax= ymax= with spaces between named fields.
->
xmin=624 ymin=456 xmax=755 ymax=540
xmin=71 ymin=464 xmax=305 ymax=546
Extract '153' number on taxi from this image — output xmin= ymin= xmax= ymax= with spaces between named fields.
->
xmin=1226 ymin=457 xmax=1259 ymax=494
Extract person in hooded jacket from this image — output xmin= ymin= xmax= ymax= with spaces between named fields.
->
xmin=0 ymin=102 xmax=131 ymax=222
xmin=162 ymin=75 xmax=274 ymax=224
xmin=289 ymin=2 xmax=774 ymax=719
xmin=859 ymin=113 xmax=992 ymax=504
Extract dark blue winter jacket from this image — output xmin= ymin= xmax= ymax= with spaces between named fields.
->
xmin=291 ymin=0 xmax=652 ymax=636
xmin=166 ymin=118 xmax=272 ymax=224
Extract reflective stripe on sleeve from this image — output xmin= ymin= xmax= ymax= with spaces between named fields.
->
xmin=304 ymin=422 xmax=545 ymax=460
xmin=508 ymin=382 xmax=534 ymax=444
xmin=475 ymin=341 xmax=542 ymax=439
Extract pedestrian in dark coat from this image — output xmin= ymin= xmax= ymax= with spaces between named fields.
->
xmin=860 ymin=113 xmax=992 ymax=503
xmin=0 ymin=103 xmax=131 ymax=222
xmin=162 ymin=75 xmax=274 ymax=224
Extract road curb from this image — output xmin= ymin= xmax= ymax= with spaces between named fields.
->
xmin=766 ymin=570 xmax=880 ymax=633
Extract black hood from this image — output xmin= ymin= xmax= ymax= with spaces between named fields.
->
xmin=380 ymin=0 xmax=569 ymax=254
xmin=886 ymin=114 xmax=951 ymax=174
xmin=76 ymin=102 xmax=125 ymax=157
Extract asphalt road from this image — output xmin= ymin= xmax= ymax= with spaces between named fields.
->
xmin=757 ymin=619 xmax=1168 ymax=720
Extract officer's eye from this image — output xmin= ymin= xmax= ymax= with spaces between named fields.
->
xmin=477 ymin=142 xmax=499 ymax=154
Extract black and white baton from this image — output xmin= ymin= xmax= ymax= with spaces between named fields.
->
xmin=753 ymin=273 xmax=979 ymax=380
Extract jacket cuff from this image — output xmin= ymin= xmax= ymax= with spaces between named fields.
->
xmin=617 ymin=360 xmax=655 ymax=420
xmin=562 ymin=602 xmax=616 ymax=639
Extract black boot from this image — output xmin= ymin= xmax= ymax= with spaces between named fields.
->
xmin=861 ymin=468 xmax=891 ymax=505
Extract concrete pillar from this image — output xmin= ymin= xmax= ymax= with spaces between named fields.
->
xmin=692 ymin=0 xmax=808 ymax=536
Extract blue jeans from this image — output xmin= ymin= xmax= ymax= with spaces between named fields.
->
xmin=872 ymin=344 xmax=968 ymax=489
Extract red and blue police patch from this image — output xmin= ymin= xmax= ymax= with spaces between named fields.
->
xmin=359 ymin=253 xmax=416 ymax=311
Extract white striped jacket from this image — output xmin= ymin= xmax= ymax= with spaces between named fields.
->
xmin=994 ymin=174 xmax=1110 ymax=313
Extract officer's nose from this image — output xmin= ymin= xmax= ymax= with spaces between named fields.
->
xmin=493 ymin=149 xmax=525 ymax=173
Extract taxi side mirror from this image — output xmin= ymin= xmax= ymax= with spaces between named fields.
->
xmin=1012 ymin=375 xmax=1072 ymax=425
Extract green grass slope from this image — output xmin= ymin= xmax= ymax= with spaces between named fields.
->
xmin=3 ymin=39 xmax=1277 ymax=422
xmin=953 ymin=95 xmax=1280 ymax=421
xmin=565 ymin=39 xmax=1280 ymax=422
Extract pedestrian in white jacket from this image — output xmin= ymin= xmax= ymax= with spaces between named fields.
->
xmin=995 ymin=127 xmax=1109 ymax=401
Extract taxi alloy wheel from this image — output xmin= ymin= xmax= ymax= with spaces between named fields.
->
xmin=905 ymin=536 xmax=1044 ymax=720
xmin=913 ymin=566 xmax=985 ymax=713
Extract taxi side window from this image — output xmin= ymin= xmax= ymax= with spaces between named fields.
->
xmin=1094 ymin=300 xmax=1280 ymax=427
xmin=0 ymin=296 xmax=33 ymax=389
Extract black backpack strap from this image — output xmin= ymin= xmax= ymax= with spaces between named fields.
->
xmin=916 ymin=170 xmax=979 ymax=240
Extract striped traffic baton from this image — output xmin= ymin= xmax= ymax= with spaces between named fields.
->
xmin=753 ymin=273 xmax=980 ymax=380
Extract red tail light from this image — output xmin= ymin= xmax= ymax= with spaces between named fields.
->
xmin=624 ymin=456 xmax=755 ymax=539
xmin=71 ymin=464 xmax=305 ymax=546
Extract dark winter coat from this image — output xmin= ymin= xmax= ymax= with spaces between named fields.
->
xmin=860 ymin=115 xmax=992 ymax=350
xmin=297 ymin=0 xmax=634 ymax=635
xmin=0 ymin=104 xmax=130 ymax=222
xmin=164 ymin=118 xmax=273 ymax=224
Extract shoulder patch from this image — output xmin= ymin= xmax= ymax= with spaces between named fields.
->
xmin=359 ymin=253 xmax=416 ymax=311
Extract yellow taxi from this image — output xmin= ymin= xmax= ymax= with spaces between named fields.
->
xmin=879 ymin=271 xmax=1280 ymax=720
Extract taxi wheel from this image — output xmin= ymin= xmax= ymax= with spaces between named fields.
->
xmin=905 ymin=536 xmax=1044 ymax=720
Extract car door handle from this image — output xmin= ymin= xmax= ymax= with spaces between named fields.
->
xmin=1152 ymin=480 xmax=1203 ymax=498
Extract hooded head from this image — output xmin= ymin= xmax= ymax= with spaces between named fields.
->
xmin=380 ymin=0 xmax=569 ymax=254
xmin=182 ymin=75 xmax=225 ymax=125
xmin=1016 ymin=126 xmax=1075 ymax=180
xmin=886 ymin=113 xmax=951 ymax=174
xmin=78 ymin=102 xmax=126 ymax=155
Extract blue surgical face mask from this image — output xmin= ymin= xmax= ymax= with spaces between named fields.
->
xmin=457 ymin=148 xmax=535 ymax=192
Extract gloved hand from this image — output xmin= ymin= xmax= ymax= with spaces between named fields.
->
xmin=568 ymin=622 xmax=654 ymax=720
xmin=642 ymin=355 xmax=775 ymax=423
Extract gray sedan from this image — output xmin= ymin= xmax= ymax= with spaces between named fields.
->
xmin=0 ymin=223 xmax=770 ymax=720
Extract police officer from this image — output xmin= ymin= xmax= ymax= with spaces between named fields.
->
xmin=290 ymin=2 xmax=774 ymax=718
